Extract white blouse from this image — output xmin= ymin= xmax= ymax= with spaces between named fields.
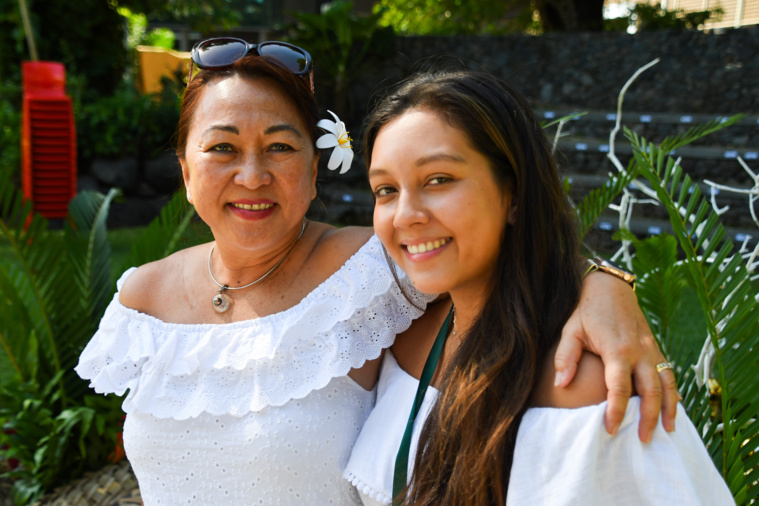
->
xmin=345 ymin=351 xmax=735 ymax=506
xmin=76 ymin=235 xmax=433 ymax=505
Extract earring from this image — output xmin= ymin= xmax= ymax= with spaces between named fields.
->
xmin=187 ymin=190 xmax=192 ymax=204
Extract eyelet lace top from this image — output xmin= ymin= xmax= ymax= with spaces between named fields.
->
xmin=75 ymin=235 xmax=434 ymax=505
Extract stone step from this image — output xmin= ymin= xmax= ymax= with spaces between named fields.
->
xmin=557 ymin=148 xmax=756 ymax=187
xmin=538 ymin=110 xmax=759 ymax=127
xmin=583 ymin=212 xmax=758 ymax=257
xmin=554 ymin=137 xmax=759 ymax=161
xmin=539 ymin=110 xmax=758 ymax=148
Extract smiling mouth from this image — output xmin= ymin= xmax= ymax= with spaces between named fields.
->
xmin=405 ymin=238 xmax=450 ymax=254
xmin=231 ymin=203 xmax=274 ymax=211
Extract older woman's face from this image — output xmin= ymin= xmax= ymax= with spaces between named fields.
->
xmin=180 ymin=74 xmax=317 ymax=253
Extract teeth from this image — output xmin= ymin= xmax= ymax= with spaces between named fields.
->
xmin=232 ymin=203 xmax=273 ymax=211
xmin=407 ymin=238 xmax=448 ymax=254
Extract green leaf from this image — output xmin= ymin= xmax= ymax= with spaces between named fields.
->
xmin=122 ymin=190 xmax=196 ymax=271
xmin=575 ymin=159 xmax=638 ymax=239
xmin=627 ymin=129 xmax=759 ymax=497
xmin=0 ymin=169 xmax=65 ymax=398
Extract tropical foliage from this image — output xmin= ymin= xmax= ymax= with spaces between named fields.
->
xmin=373 ymin=0 xmax=536 ymax=35
xmin=0 ymin=79 xmax=21 ymax=182
xmin=575 ymin=67 xmax=758 ymax=504
xmin=281 ymin=1 xmax=395 ymax=123
xmin=605 ymin=2 xmax=724 ymax=32
xmin=0 ymin=0 xmax=240 ymax=91
xmin=77 ymin=80 xmax=181 ymax=161
xmin=0 ymin=168 xmax=196 ymax=504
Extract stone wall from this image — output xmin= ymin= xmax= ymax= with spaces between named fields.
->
xmin=317 ymin=26 xmax=758 ymax=235
xmin=352 ymin=26 xmax=758 ymax=120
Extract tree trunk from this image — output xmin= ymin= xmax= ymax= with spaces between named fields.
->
xmin=536 ymin=0 xmax=605 ymax=32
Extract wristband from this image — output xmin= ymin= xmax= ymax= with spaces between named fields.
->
xmin=584 ymin=257 xmax=636 ymax=291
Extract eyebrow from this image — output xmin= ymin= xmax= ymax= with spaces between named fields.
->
xmin=200 ymin=124 xmax=303 ymax=138
xmin=203 ymin=124 xmax=239 ymax=136
xmin=415 ymin=153 xmax=465 ymax=166
xmin=265 ymin=124 xmax=303 ymax=138
xmin=368 ymin=153 xmax=466 ymax=178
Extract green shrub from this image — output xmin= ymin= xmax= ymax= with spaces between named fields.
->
xmin=77 ymin=80 xmax=181 ymax=161
xmin=0 ymin=168 xmax=195 ymax=503
xmin=605 ymin=2 xmax=724 ymax=32
xmin=0 ymin=80 xmax=22 ymax=182
xmin=576 ymin=62 xmax=758 ymax=504
xmin=281 ymin=0 xmax=394 ymax=122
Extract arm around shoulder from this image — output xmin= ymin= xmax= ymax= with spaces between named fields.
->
xmin=532 ymin=347 xmax=609 ymax=409
xmin=517 ymin=348 xmax=734 ymax=504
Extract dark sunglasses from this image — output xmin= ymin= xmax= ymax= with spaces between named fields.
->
xmin=189 ymin=37 xmax=313 ymax=88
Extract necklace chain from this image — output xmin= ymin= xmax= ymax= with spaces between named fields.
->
xmin=452 ymin=306 xmax=462 ymax=347
xmin=208 ymin=218 xmax=307 ymax=312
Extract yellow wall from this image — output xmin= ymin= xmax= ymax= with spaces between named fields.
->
xmin=136 ymin=46 xmax=191 ymax=94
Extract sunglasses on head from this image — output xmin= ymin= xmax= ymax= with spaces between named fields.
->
xmin=189 ymin=37 xmax=313 ymax=89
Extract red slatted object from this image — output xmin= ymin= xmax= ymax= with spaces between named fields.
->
xmin=21 ymin=61 xmax=77 ymax=219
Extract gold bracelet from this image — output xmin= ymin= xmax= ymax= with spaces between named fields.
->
xmin=584 ymin=257 xmax=636 ymax=291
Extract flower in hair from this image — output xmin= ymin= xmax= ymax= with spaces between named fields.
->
xmin=316 ymin=110 xmax=353 ymax=174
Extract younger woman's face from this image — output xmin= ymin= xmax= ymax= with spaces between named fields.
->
xmin=369 ymin=109 xmax=513 ymax=300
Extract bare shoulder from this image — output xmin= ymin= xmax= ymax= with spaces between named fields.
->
xmin=118 ymin=245 xmax=203 ymax=315
xmin=315 ymin=225 xmax=374 ymax=255
xmin=308 ymin=225 xmax=374 ymax=270
xmin=532 ymin=345 xmax=608 ymax=409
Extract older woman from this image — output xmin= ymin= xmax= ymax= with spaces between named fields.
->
xmin=77 ymin=39 xmax=676 ymax=505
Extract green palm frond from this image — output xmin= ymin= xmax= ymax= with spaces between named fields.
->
xmin=58 ymin=190 xmax=120 ymax=402
xmin=576 ymin=115 xmax=743 ymax=243
xmin=660 ymin=115 xmax=744 ymax=154
xmin=121 ymin=190 xmax=197 ymax=272
xmin=575 ymin=159 xmax=638 ymax=240
xmin=627 ymin=132 xmax=759 ymax=502
xmin=63 ymin=190 xmax=120 ymax=328
xmin=0 ymin=170 xmax=64 ymax=393
xmin=627 ymin=231 xmax=708 ymax=396
xmin=541 ymin=111 xmax=587 ymax=129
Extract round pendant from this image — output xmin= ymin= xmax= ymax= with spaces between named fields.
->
xmin=212 ymin=293 xmax=231 ymax=313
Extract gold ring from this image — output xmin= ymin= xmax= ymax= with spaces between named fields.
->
xmin=656 ymin=361 xmax=674 ymax=373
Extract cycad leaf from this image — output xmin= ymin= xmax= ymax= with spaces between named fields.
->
xmin=0 ymin=170 xmax=64 ymax=394
xmin=64 ymin=189 xmax=120 ymax=326
xmin=575 ymin=159 xmax=638 ymax=240
xmin=659 ymin=115 xmax=743 ymax=154
xmin=121 ymin=190 xmax=196 ymax=272
xmin=0 ymin=266 xmax=38 ymax=382
xmin=628 ymin=131 xmax=759 ymax=499
xmin=630 ymin=234 xmax=687 ymax=357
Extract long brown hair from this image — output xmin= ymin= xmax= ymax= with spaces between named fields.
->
xmin=364 ymin=71 xmax=583 ymax=505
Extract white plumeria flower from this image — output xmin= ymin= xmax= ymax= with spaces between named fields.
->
xmin=316 ymin=110 xmax=354 ymax=174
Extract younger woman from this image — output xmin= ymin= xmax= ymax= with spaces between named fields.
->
xmin=345 ymin=71 xmax=733 ymax=505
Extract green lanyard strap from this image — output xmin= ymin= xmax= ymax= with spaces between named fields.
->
xmin=392 ymin=305 xmax=454 ymax=505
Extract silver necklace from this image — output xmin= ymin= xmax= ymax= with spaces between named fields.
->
xmin=208 ymin=218 xmax=307 ymax=313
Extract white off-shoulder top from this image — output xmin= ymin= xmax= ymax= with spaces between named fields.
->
xmin=345 ymin=351 xmax=735 ymax=506
xmin=76 ymin=236 xmax=433 ymax=505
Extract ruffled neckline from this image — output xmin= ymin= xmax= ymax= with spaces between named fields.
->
xmin=76 ymin=235 xmax=434 ymax=419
